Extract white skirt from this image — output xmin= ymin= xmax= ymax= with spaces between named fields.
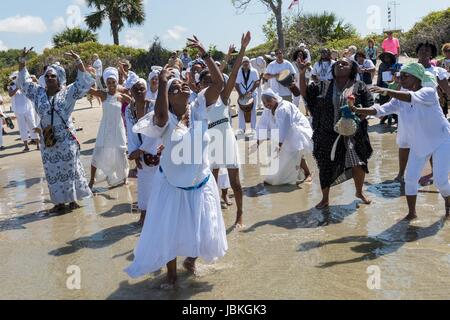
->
xmin=125 ymin=169 xmax=228 ymax=278
xmin=137 ymin=166 xmax=158 ymax=211
xmin=92 ymin=146 xmax=129 ymax=187
xmin=264 ymin=148 xmax=303 ymax=186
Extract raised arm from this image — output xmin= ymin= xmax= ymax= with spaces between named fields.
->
xmin=188 ymin=36 xmax=224 ymax=106
xmin=153 ymin=69 xmax=170 ymax=127
xmin=221 ymin=32 xmax=251 ymax=102
xmin=370 ymin=86 xmax=412 ymax=103
xmin=17 ymin=47 xmax=39 ymax=101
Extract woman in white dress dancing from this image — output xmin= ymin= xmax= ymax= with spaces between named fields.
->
xmin=88 ymin=67 xmax=131 ymax=189
xmin=125 ymin=36 xmax=227 ymax=288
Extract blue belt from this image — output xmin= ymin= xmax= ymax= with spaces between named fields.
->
xmin=159 ymin=166 xmax=210 ymax=191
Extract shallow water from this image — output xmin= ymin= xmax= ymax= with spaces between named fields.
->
xmin=1 ymin=98 xmax=449 ymax=300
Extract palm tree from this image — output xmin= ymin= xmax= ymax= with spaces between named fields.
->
xmin=85 ymin=0 xmax=146 ymax=46
xmin=52 ymin=28 xmax=98 ymax=48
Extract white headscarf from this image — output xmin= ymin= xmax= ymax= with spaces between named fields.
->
xmin=131 ymin=78 xmax=148 ymax=90
xmin=148 ymin=66 xmax=163 ymax=82
xmin=103 ymin=67 xmax=119 ymax=84
xmin=261 ymin=88 xmax=283 ymax=103
xmin=124 ymin=71 xmax=140 ymax=90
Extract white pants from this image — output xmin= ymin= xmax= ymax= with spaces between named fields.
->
xmin=16 ymin=111 xmax=38 ymax=142
xmin=238 ymin=105 xmax=256 ymax=131
xmin=256 ymin=85 xmax=262 ymax=107
xmin=405 ymin=139 xmax=450 ymax=197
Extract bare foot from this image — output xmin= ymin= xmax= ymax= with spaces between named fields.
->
xmin=234 ymin=211 xmax=244 ymax=227
xmin=47 ymin=204 xmax=66 ymax=214
xmin=68 ymin=202 xmax=81 ymax=210
xmin=403 ymin=212 xmax=417 ymax=221
xmin=315 ymin=200 xmax=329 ymax=209
xmin=23 ymin=147 xmax=30 ymax=153
xmin=356 ymin=193 xmax=372 ymax=205
xmin=223 ymin=196 xmax=232 ymax=206
xmin=161 ymin=273 xmax=177 ymax=290
xmin=394 ymin=175 xmax=404 ymax=183
xmin=183 ymin=258 xmax=197 ymax=274
xmin=137 ymin=212 xmax=146 ymax=226
xmin=419 ymin=173 xmax=433 ymax=186
xmin=221 ymin=202 xmax=228 ymax=210
xmin=303 ymin=173 xmax=313 ymax=184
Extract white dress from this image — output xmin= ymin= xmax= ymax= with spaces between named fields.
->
xmin=125 ymin=91 xmax=228 ymax=277
xmin=206 ymin=97 xmax=240 ymax=169
xmin=92 ymin=94 xmax=129 ymax=186
xmin=257 ymin=101 xmax=313 ymax=185
xmin=125 ymin=102 xmax=161 ymax=211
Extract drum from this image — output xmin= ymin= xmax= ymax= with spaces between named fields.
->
xmin=277 ymin=70 xmax=295 ymax=87
xmin=238 ymin=96 xmax=254 ymax=123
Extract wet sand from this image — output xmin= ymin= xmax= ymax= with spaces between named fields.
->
xmin=1 ymin=92 xmax=449 ymax=300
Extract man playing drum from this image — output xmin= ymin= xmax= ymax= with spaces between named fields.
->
xmin=264 ymin=49 xmax=297 ymax=102
xmin=235 ymin=56 xmax=260 ymax=134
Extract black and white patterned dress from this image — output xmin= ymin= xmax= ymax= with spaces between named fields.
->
xmin=305 ymin=79 xmax=374 ymax=189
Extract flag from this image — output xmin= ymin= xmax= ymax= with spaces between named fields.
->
xmin=288 ymin=0 xmax=300 ymax=10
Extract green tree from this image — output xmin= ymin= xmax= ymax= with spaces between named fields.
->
xmin=52 ymin=28 xmax=98 ymax=48
xmin=85 ymin=0 xmax=146 ymax=45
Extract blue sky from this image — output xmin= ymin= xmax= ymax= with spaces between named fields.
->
xmin=0 ymin=0 xmax=449 ymax=53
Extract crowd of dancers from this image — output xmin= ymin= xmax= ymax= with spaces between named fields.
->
xmin=1 ymin=31 xmax=449 ymax=288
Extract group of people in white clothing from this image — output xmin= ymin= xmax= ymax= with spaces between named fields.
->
xmin=6 ymin=32 xmax=449 ymax=290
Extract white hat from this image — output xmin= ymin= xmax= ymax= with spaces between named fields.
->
xmin=242 ymin=56 xmax=250 ymax=63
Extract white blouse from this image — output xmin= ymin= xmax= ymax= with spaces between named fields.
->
xmin=133 ymin=89 xmax=212 ymax=189
xmin=375 ymin=87 xmax=450 ymax=157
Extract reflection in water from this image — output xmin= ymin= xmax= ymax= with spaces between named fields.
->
xmin=366 ymin=180 xmax=404 ymax=198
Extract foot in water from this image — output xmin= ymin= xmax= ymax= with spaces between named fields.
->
xmin=403 ymin=212 xmax=418 ymax=221
xmin=356 ymin=193 xmax=372 ymax=205
xmin=183 ymin=258 xmax=197 ymax=274
xmin=315 ymin=200 xmax=329 ymax=209
xmin=419 ymin=173 xmax=433 ymax=186
xmin=47 ymin=204 xmax=66 ymax=214
xmin=68 ymin=202 xmax=81 ymax=210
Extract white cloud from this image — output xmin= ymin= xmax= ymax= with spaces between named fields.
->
xmin=0 ymin=15 xmax=47 ymax=34
xmin=163 ymin=25 xmax=187 ymax=41
xmin=125 ymin=30 xmax=150 ymax=49
xmin=52 ymin=17 xmax=67 ymax=32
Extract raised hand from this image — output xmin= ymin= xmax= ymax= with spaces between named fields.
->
xmin=159 ymin=69 xmax=171 ymax=84
xmin=21 ymin=47 xmax=34 ymax=58
xmin=227 ymin=44 xmax=236 ymax=56
xmin=369 ymin=86 xmax=386 ymax=94
xmin=187 ymin=36 xmax=207 ymax=56
xmin=241 ymin=31 xmax=251 ymax=50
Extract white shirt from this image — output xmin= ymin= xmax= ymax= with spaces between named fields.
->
xmin=375 ymin=87 xmax=450 ymax=157
xmin=357 ymin=59 xmax=376 ymax=81
xmin=133 ymin=89 xmax=211 ymax=189
xmin=93 ymin=59 xmax=103 ymax=78
xmin=425 ymin=65 xmax=450 ymax=81
xmin=311 ymin=60 xmax=335 ymax=81
xmin=236 ymin=67 xmax=259 ymax=95
xmin=250 ymin=57 xmax=266 ymax=75
xmin=266 ymin=60 xmax=297 ymax=97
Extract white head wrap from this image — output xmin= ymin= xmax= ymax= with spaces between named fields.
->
xmin=131 ymin=78 xmax=148 ymax=90
xmin=44 ymin=64 xmax=67 ymax=86
xmin=148 ymin=66 xmax=163 ymax=82
xmin=261 ymin=88 xmax=283 ymax=103
xmin=242 ymin=56 xmax=250 ymax=63
xmin=124 ymin=71 xmax=140 ymax=90
xmin=102 ymin=67 xmax=119 ymax=84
